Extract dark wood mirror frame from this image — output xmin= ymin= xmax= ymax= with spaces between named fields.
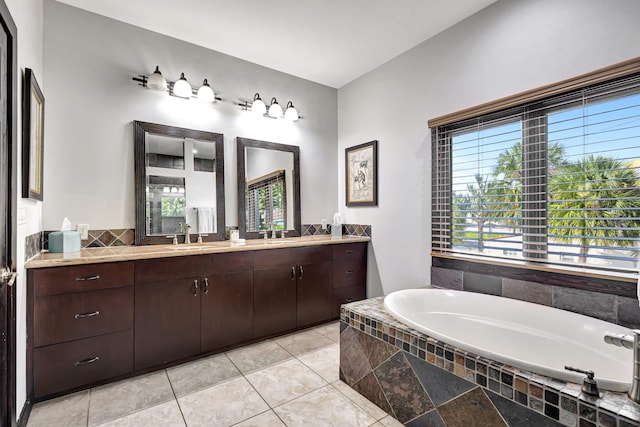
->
xmin=236 ymin=137 xmax=301 ymax=240
xmin=134 ymin=121 xmax=226 ymax=245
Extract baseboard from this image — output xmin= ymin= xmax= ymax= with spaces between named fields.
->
xmin=16 ymin=399 xmax=31 ymax=427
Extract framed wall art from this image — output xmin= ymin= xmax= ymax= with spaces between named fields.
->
xmin=22 ymin=67 xmax=45 ymax=200
xmin=345 ymin=140 xmax=378 ymax=206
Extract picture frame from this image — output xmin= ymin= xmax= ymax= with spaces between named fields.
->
xmin=345 ymin=140 xmax=378 ymax=206
xmin=22 ymin=67 xmax=45 ymax=200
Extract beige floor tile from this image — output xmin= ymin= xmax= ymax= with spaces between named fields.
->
xmin=273 ymin=384 xmax=377 ymax=427
xmin=233 ymin=410 xmax=285 ymax=427
xmin=313 ymin=321 xmax=341 ymax=343
xmin=332 ymin=380 xmax=389 ymax=421
xmin=88 ymin=371 xmax=174 ymax=427
xmin=374 ymin=415 xmax=405 ymax=426
xmin=166 ymin=353 xmax=240 ymax=397
xmin=28 ymin=390 xmax=89 ymax=427
xmin=95 ymin=400 xmax=185 ymax=427
xmin=226 ymin=339 xmax=292 ymax=374
xmin=178 ymin=377 xmax=268 ymax=427
xmin=274 ymin=328 xmax=335 ymax=357
xmin=298 ymin=343 xmax=340 ymax=382
xmin=246 ymin=358 xmax=327 ymax=407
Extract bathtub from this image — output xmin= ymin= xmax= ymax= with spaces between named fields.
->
xmin=383 ymin=288 xmax=633 ymax=392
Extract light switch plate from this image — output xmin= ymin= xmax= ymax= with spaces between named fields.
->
xmin=77 ymin=224 xmax=89 ymax=240
xmin=18 ymin=207 xmax=27 ymax=225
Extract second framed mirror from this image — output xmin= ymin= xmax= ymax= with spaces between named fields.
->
xmin=237 ymin=137 xmax=300 ymax=239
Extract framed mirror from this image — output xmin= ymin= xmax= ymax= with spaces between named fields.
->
xmin=237 ymin=137 xmax=300 ymax=239
xmin=134 ymin=121 xmax=225 ymax=244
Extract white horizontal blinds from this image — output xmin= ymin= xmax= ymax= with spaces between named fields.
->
xmin=246 ymin=170 xmax=286 ymax=232
xmin=431 ymin=127 xmax=451 ymax=252
xmin=448 ymin=115 xmax=524 ymax=259
xmin=546 ymin=77 xmax=640 ymax=270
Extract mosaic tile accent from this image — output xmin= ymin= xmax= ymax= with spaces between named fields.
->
xmin=44 ymin=228 xmax=136 ymax=249
xmin=340 ymin=297 xmax=640 ymax=427
xmin=24 ymin=231 xmax=43 ymax=261
xmin=301 ymin=223 xmax=371 ymax=237
xmin=432 ymin=267 xmax=640 ymax=330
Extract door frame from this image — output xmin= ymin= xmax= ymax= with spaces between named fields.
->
xmin=0 ymin=0 xmax=18 ymax=425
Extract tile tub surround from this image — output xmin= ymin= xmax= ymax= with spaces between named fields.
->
xmin=27 ymin=321 xmax=402 ymax=427
xmin=340 ymin=297 xmax=640 ymax=427
xmin=432 ymin=266 xmax=640 ymax=329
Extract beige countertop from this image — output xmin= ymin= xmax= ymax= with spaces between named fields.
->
xmin=25 ymin=235 xmax=371 ymax=269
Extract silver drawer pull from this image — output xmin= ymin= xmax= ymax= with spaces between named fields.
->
xmin=346 ymin=270 xmax=353 ymax=275
xmin=75 ymin=356 xmax=100 ymax=366
xmin=345 ymin=249 xmax=355 ymax=254
xmin=75 ymin=275 xmax=100 ymax=282
xmin=74 ymin=310 xmax=100 ymax=319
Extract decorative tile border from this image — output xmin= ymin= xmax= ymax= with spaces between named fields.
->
xmin=24 ymin=231 xmax=43 ymax=261
xmin=44 ymin=228 xmax=135 ymax=249
xmin=302 ymin=223 xmax=371 ymax=237
xmin=340 ymin=297 xmax=640 ymax=427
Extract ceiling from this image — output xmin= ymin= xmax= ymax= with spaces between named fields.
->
xmin=55 ymin=0 xmax=497 ymax=88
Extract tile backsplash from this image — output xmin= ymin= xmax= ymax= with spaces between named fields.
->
xmin=301 ymin=223 xmax=371 ymax=237
xmin=43 ymin=228 xmax=135 ymax=250
xmin=24 ymin=231 xmax=43 ymax=261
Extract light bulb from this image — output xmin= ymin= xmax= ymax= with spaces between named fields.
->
xmin=163 ymin=187 xmax=170 ymax=193
xmin=252 ymin=93 xmax=266 ymax=116
xmin=268 ymin=97 xmax=282 ymax=118
xmin=197 ymin=79 xmax=215 ymax=103
xmin=284 ymin=101 xmax=299 ymax=121
xmin=173 ymin=73 xmax=192 ymax=98
xmin=147 ymin=66 xmax=167 ymax=91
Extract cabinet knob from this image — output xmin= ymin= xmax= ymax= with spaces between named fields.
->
xmin=346 ymin=270 xmax=353 ymax=275
xmin=74 ymin=310 xmax=100 ymax=319
xmin=203 ymin=277 xmax=209 ymax=294
xmin=291 ymin=267 xmax=296 ymax=280
xmin=74 ymin=275 xmax=100 ymax=282
xmin=298 ymin=265 xmax=304 ymax=279
xmin=346 ymin=249 xmax=355 ymax=254
xmin=192 ymin=279 xmax=199 ymax=296
xmin=74 ymin=356 xmax=100 ymax=366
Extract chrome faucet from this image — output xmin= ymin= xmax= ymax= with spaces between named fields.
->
xmin=604 ymin=329 xmax=640 ymax=402
xmin=180 ymin=222 xmax=191 ymax=244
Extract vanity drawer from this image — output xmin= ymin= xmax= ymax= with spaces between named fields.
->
xmin=135 ymin=255 xmax=204 ymax=285
xmin=201 ymin=251 xmax=253 ymax=275
xmin=333 ymin=243 xmax=366 ymax=262
xmin=34 ymin=329 xmax=133 ymax=398
xmin=33 ymin=262 xmax=134 ymax=297
xmin=34 ymin=287 xmax=133 ymax=347
xmin=333 ymin=285 xmax=366 ymax=317
xmin=254 ymin=246 xmax=332 ymax=269
xmin=333 ymin=258 xmax=366 ymax=288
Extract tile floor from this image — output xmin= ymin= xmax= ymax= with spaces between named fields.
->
xmin=27 ymin=321 xmax=403 ymax=427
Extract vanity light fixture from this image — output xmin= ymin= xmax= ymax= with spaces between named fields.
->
xmin=284 ymin=101 xmax=299 ymax=122
xmin=133 ymin=66 xmax=221 ymax=103
xmin=268 ymin=97 xmax=283 ymax=118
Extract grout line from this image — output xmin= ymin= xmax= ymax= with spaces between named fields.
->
xmin=86 ymin=388 xmax=91 ymax=427
xmin=164 ymin=369 xmax=188 ymax=427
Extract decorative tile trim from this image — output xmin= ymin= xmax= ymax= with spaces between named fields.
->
xmin=43 ymin=228 xmax=135 ymax=249
xmin=340 ymin=297 xmax=640 ymax=427
xmin=24 ymin=231 xmax=43 ymax=261
xmin=301 ymin=223 xmax=371 ymax=237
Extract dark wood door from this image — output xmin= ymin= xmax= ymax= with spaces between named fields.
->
xmin=201 ymin=270 xmax=253 ymax=352
xmin=253 ymin=267 xmax=297 ymax=337
xmin=134 ymin=278 xmax=201 ymax=370
xmin=297 ymin=261 xmax=333 ymax=327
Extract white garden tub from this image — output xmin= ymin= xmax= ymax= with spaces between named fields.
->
xmin=383 ymin=288 xmax=633 ymax=392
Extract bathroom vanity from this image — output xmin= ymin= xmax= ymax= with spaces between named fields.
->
xmin=25 ymin=236 xmax=368 ymax=400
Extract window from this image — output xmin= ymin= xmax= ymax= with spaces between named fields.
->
xmin=246 ymin=170 xmax=287 ymax=232
xmin=431 ymin=64 xmax=640 ymax=273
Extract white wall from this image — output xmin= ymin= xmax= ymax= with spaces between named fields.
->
xmin=42 ymin=0 xmax=338 ymax=231
xmin=337 ymin=0 xmax=640 ymax=297
xmin=5 ymin=0 xmax=44 ymax=420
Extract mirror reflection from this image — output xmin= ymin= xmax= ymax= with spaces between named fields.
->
xmin=134 ymin=121 xmax=225 ymax=245
xmin=237 ymin=137 xmax=300 ymax=239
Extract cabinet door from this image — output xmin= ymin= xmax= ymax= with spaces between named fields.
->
xmin=253 ymin=267 xmax=297 ymax=337
xmin=134 ymin=278 xmax=201 ymax=370
xmin=297 ymin=261 xmax=333 ymax=327
xmin=201 ymin=270 xmax=253 ymax=352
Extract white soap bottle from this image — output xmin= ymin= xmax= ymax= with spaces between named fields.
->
xmin=331 ymin=213 xmax=342 ymax=239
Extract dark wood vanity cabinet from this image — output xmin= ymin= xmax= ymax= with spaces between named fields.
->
xmin=332 ymin=243 xmax=367 ymax=317
xmin=253 ymin=246 xmax=333 ymax=336
xmin=29 ymin=262 xmax=134 ymax=399
xmin=133 ymin=252 xmax=253 ymax=370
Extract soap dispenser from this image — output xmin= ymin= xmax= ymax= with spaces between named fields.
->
xmin=331 ymin=213 xmax=342 ymax=239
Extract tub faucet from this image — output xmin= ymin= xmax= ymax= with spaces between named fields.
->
xmin=604 ymin=329 xmax=640 ymax=403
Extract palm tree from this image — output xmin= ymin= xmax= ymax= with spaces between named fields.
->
xmin=548 ymin=155 xmax=640 ymax=263
xmin=464 ymin=174 xmax=504 ymax=252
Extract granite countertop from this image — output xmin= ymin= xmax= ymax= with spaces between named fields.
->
xmin=25 ymin=235 xmax=371 ymax=269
